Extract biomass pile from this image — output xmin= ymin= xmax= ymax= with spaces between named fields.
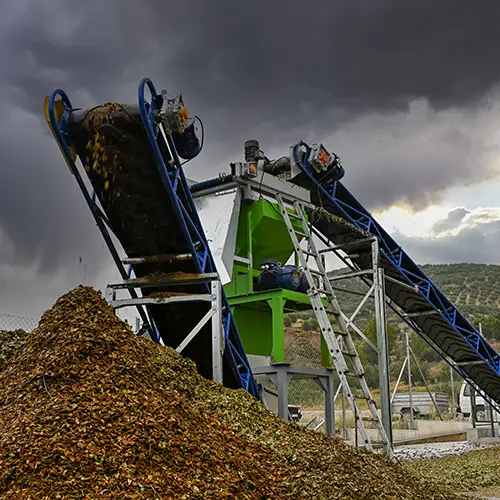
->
xmin=0 ymin=286 xmax=461 ymax=499
xmin=0 ymin=329 xmax=28 ymax=370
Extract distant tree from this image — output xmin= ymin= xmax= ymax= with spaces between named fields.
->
xmin=361 ymin=316 xmax=399 ymax=365
xmin=303 ymin=318 xmax=318 ymax=331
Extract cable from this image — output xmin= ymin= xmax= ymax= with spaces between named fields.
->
xmin=181 ymin=115 xmax=204 ymax=166
xmin=195 ymin=115 xmax=204 ymax=154
xmin=258 ymin=168 xmax=266 ymax=200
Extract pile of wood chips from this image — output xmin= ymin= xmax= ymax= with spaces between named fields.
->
xmin=0 ymin=286 xmax=462 ymax=499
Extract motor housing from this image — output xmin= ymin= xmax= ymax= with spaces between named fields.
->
xmin=162 ymin=92 xmax=201 ymax=160
xmin=255 ymin=260 xmax=300 ymax=292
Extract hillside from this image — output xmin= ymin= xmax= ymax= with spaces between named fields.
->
xmin=421 ymin=263 xmax=500 ymax=327
xmin=325 ymin=263 xmax=500 ymax=337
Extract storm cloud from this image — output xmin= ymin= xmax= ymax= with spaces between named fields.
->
xmin=396 ymin=215 xmax=500 ymax=265
xmin=430 ymin=207 xmax=472 ymax=235
xmin=2 ymin=0 xmax=500 ymax=316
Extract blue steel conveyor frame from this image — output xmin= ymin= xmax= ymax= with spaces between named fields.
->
xmin=291 ymin=141 xmax=500 ymax=410
xmin=44 ymin=78 xmax=259 ymax=398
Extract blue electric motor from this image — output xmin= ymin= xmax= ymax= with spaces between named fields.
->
xmin=297 ymin=272 xmax=310 ymax=294
xmin=255 ymin=259 xmax=300 ymax=292
xmin=296 ymin=268 xmax=322 ymax=294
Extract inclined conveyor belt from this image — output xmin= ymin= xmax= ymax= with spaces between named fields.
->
xmin=44 ymin=81 xmax=258 ymax=398
xmin=291 ymin=143 xmax=500 ymax=408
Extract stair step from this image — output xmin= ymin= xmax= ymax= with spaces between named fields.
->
xmin=308 ymin=268 xmax=324 ymax=276
xmin=301 ymin=249 xmax=316 ymax=256
xmin=333 ymin=329 xmax=348 ymax=336
xmin=360 ymin=416 xmax=380 ymax=423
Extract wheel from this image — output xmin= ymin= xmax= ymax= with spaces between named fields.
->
xmin=475 ymin=406 xmax=486 ymax=421
xmin=401 ymin=409 xmax=417 ymax=422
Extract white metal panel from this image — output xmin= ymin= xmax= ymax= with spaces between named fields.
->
xmin=194 ymin=188 xmax=241 ymax=285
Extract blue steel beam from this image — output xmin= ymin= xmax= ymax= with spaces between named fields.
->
xmin=137 ymin=78 xmax=258 ymax=396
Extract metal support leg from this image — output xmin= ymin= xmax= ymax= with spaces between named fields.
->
xmin=342 ymin=386 xmax=347 ymax=440
xmin=471 ymin=386 xmax=477 ymax=428
xmin=406 ymin=331 xmax=415 ymax=430
xmin=409 ymin=346 xmax=443 ymax=420
xmin=211 ymin=280 xmax=223 ymax=384
xmin=450 ymin=366 xmax=456 ymax=419
xmin=324 ymin=374 xmax=335 ymax=435
xmin=372 ymin=240 xmax=393 ymax=447
xmin=489 ymin=401 xmax=495 ymax=437
xmin=276 ymin=369 xmax=290 ymax=420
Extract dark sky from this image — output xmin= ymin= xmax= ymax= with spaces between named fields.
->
xmin=2 ymin=0 xmax=500 ymax=318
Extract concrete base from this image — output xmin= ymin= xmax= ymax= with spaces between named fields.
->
xmin=468 ymin=426 xmax=500 ymax=442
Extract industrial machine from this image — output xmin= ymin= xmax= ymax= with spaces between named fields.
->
xmin=191 ymin=138 xmax=500 ymax=417
xmin=44 ymin=77 xmax=500 ymax=457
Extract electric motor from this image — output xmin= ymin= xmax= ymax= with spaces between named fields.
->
xmin=255 ymin=260 xmax=300 ymax=292
xmin=161 ymin=92 xmax=201 ymax=160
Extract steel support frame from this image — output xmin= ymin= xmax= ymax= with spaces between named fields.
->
xmin=107 ymin=279 xmax=224 ymax=384
xmin=317 ymin=234 xmax=393 ymax=448
xmin=293 ymin=143 xmax=500 ymax=394
xmin=252 ymin=363 xmax=335 ymax=435
xmin=313 ymin=226 xmax=500 ymax=416
xmin=138 ymin=78 xmax=258 ymax=397
xmin=44 ymin=80 xmax=258 ymax=398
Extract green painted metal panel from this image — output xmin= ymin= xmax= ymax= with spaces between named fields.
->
xmin=232 ymin=304 xmax=273 ymax=357
xmin=225 ymin=196 xmax=333 ymax=367
xmin=228 ymin=288 xmax=311 ymax=308
xmin=234 ymin=198 xmax=304 ymax=275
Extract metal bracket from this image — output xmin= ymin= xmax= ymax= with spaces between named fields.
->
xmin=106 ymin=277 xmax=224 ymax=385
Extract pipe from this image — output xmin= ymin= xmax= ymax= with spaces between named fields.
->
xmin=190 ymin=174 xmax=234 ymax=193
xmin=263 ymin=156 xmax=291 ymax=175
xmin=191 ymin=181 xmax=238 ymax=199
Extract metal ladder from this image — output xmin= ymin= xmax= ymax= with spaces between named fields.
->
xmin=276 ymin=193 xmax=393 ymax=456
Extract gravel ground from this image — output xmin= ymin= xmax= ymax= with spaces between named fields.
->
xmin=395 ymin=441 xmax=493 ymax=461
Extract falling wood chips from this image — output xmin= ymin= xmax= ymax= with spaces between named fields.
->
xmin=0 ymin=286 xmax=463 ymax=499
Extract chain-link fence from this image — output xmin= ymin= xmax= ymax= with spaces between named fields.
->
xmin=0 ymin=313 xmax=38 ymax=333
xmin=0 ymin=313 xmax=38 ymax=371
xmin=284 ymin=320 xmax=325 ymax=411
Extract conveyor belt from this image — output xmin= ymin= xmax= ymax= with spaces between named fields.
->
xmin=44 ymin=80 xmax=258 ymax=398
xmin=292 ymin=143 xmax=500 ymax=408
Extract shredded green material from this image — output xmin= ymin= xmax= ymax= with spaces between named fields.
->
xmin=0 ymin=286 xmax=462 ymax=499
